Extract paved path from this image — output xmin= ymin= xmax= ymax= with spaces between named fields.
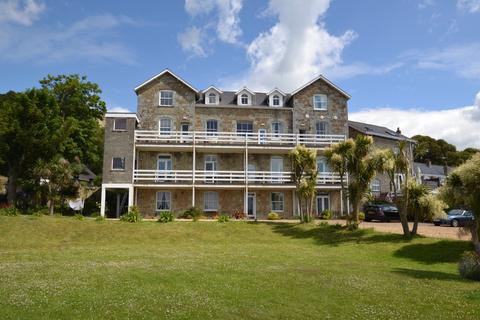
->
xmin=328 ymin=220 xmax=471 ymax=241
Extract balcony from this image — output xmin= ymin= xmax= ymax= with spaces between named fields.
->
xmin=134 ymin=131 xmax=345 ymax=148
xmin=133 ymin=170 xmax=341 ymax=185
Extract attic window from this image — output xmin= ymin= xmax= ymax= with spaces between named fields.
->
xmin=273 ymin=95 xmax=280 ymax=106
xmin=207 ymin=92 xmax=218 ymax=105
xmin=240 ymin=93 xmax=249 ymax=105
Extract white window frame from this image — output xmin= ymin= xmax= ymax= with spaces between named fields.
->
xmin=113 ymin=118 xmax=127 ymax=131
xmin=239 ymin=93 xmax=250 ymax=106
xmin=316 ymin=194 xmax=330 ymax=215
xmin=370 ymin=179 xmax=381 ymax=195
xmin=272 ymin=95 xmax=280 ymax=106
xmin=271 ymin=121 xmax=284 ymax=136
xmin=206 ymin=119 xmax=218 ymax=135
xmin=206 ymin=92 xmax=218 ymax=105
xmin=111 ymin=157 xmax=125 ymax=171
xmin=159 ymin=118 xmax=172 ymax=135
xmin=204 ymin=191 xmax=219 ymax=212
xmin=159 ymin=90 xmax=174 ymax=106
xmin=313 ymin=94 xmax=328 ymax=110
xmin=271 ymin=192 xmax=284 ymax=212
xmin=317 ymin=156 xmax=329 ymax=173
xmin=156 ymin=191 xmax=171 ymax=211
xmin=316 ymin=121 xmax=328 ymax=135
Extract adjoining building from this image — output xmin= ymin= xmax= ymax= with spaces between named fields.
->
xmin=414 ymin=161 xmax=454 ymax=190
xmin=100 ymin=70 xmax=351 ymax=219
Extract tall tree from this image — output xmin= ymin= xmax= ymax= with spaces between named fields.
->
xmin=289 ymin=145 xmax=318 ymax=222
xmin=0 ymin=90 xmax=62 ymax=205
xmin=440 ymin=153 xmax=480 ymax=255
xmin=325 ymin=139 xmax=354 ymax=217
xmin=40 ymin=74 xmax=106 ymax=173
xmin=344 ymin=135 xmax=386 ymax=228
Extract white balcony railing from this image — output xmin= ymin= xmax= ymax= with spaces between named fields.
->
xmin=133 ymin=170 xmax=341 ymax=184
xmin=135 ymin=131 xmax=345 ymax=147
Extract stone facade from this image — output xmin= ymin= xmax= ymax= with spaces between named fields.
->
xmin=102 ymin=70 xmax=350 ymax=218
xmin=102 ymin=116 xmax=136 ymax=183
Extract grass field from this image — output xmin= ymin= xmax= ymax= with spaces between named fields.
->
xmin=1 ymin=215 xmax=479 ymax=319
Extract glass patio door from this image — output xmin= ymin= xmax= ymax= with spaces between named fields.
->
xmin=157 ymin=155 xmax=172 ymax=181
xmin=247 ymin=192 xmax=256 ymax=218
xmin=270 ymin=157 xmax=283 ymax=183
xmin=204 ymin=155 xmax=217 ymax=183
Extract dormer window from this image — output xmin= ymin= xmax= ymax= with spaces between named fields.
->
xmin=240 ymin=94 xmax=249 ymax=105
xmin=273 ymin=95 xmax=280 ymax=106
xmin=207 ymin=92 xmax=218 ymax=105
xmin=159 ymin=90 xmax=174 ymax=106
xmin=313 ymin=94 xmax=327 ymax=110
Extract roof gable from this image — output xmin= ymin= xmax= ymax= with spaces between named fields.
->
xmin=348 ymin=120 xmax=413 ymax=142
xmin=134 ymin=69 xmax=198 ymax=93
xmin=291 ymin=74 xmax=350 ymax=99
xmin=267 ymin=88 xmax=286 ymax=96
xmin=235 ymin=86 xmax=255 ymax=96
xmin=202 ymin=85 xmax=223 ymax=94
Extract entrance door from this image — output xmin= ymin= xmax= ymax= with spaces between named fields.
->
xmin=270 ymin=156 xmax=284 ymax=183
xmin=157 ymin=155 xmax=172 ymax=181
xmin=204 ymin=155 xmax=217 ymax=183
xmin=247 ymin=192 xmax=256 ymax=218
xmin=258 ymin=128 xmax=267 ymax=144
xmin=181 ymin=123 xmax=189 ymax=142
xmin=316 ymin=194 xmax=330 ymax=216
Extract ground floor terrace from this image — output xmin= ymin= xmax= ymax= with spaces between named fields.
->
xmin=100 ymin=184 xmax=343 ymax=219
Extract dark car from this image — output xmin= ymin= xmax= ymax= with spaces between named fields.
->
xmin=364 ymin=203 xmax=399 ymax=222
xmin=433 ymin=209 xmax=474 ymax=227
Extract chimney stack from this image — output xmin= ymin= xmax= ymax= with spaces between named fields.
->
xmin=396 ymin=127 xmax=401 ymax=135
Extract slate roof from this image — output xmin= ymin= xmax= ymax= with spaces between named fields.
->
xmin=413 ymin=162 xmax=454 ymax=176
xmin=348 ymin=120 xmax=415 ymax=142
xmin=198 ymin=91 xmax=292 ymax=107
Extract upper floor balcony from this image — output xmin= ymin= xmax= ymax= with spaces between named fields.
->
xmin=134 ymin=130 xmax=345 ymax=149
xmin=133 ymin=169 xmax=341 ymax=186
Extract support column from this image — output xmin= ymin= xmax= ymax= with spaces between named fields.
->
xmin=128 ymin=185 xmax=134 ymax=208
xmin=292 ymin=189 xmax=296 ymax=217
xmin=100 ymin=185 xmax=106 ymax=217
xmin=340 ymin=189 xmax=344 ymax=216
xmin=244 ymin=138 xmax=249 ymax=215
xmin=192 ymin=130 xmax=196 ymax=207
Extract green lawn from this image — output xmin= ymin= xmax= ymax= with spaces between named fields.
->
xmin=1 ymin=216 xmax=479 ymax=319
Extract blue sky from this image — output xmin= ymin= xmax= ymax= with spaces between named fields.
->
xmin=0 ymin=0 xmax=479 ymax=148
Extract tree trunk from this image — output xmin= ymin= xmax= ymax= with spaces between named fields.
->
xmin=472 ymin=220 xmax=480 ymax=256
xmin=6 ymin=166 xmax=18 ymax=206
xmin=49 ymin=200 xmax=55 ymax=215
xmin=340 ymin=174 xmax=346 ymax=217
xmin=351 ymin=201 xmax=360 ymax=227
xmin=411 ymin=210 xmax=420 ymax=236
xmin=399 ymin=204 xmax=411 ymax=238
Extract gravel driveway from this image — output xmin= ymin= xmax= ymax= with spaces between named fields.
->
xmin=328 ymin=220 xmax=471 ymax=240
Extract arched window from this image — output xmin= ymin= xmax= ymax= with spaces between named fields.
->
xmin=370 ymin=179 xmax=381 ymax=196
xmin=272 ymin=95 xmax=280 ymax=106
xmin=316 ymin=121 xmax=328 ymax=135
xmin=208 ymin=92 xmax=217 ymax=104
xmin=240 ymin=94 xmax=249 ymax=105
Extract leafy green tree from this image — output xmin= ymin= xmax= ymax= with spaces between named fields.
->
xmin=324 ymin=139 xmax=354 ymax=217
xmin=0 ymin=90 xmax=62 ymax=205
xmin=40 ymin=74 xmax=106 ymax=173
xmin=33 ymin=157 xmax=82 ymax=215
xmin=412 ymin=135 xmax=478 ymax=167
xmin=440 ymin=153 xmax=480 ymax=255
xmin=289 ymin=145 xmax=318 ymax=222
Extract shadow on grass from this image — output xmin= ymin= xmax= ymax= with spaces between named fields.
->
xmin=392 ymin=267 xmax=460 ymax=281
xmin=394 ymin=240 xmax=473 ymax=264
xmin=268 ymin=222 xmax=409 ymax=246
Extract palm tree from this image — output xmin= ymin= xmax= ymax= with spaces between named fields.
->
xmin=324 ymin=139 xmax=354 ymax=217
xmin=345 ymin=135 xmax=386 ymax=228
xmin=289 ymin=145 xmax=318 ymax=222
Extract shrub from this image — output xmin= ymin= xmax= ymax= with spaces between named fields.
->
xmin=32 ymin=211 xmax=43 ymax=217
xmin=158 ymin=211 xmax=174 ymax=223
xmin=179 ymin=207 xmax=203 ymax=221
xmin=0 ymin=206 xmax=19 ymax=216
xmin=267 ymin=212 xmax=280 ymax=220
xmin=74 ymin=213 xmax=85 ymax=220
xmin=95 ymin=216 xmax=106 ymax=222
xmin=320 ymin=209 xmax=333 ymax=220
xmin=459 ymin=251 xmax=480 ymax=281
xmin=120 ymin=206 xmax=142 ymax=223
xmin=217 ymin=214 xmax=230 ymax=223
xmin=233 ymin=209 xmax=245 ymax=220
xmin=358 ymin=212 xmax=365 ymax=221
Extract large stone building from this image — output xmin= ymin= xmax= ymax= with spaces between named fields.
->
xmin=100 ymin=69 xmax=351 ymax=219
xmin=348 ymin=120 xmax=416 ymax=199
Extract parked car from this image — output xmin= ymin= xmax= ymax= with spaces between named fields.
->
xmin=363 ymin=203 xmax=399 ymax=222
xmin=433 ymin=209 xmax=474 ymax=227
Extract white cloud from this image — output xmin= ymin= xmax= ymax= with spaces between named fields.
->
xmin=222 ymin=0 xmax=363 ymax=91
xmin=108 ymin=106 xmax=131 ymax=113
xmin=350 ymin=92 xmax=480 ymax=150
xmin=0 ymin=0 xmax=45 ymax=26
xmin=457 ymin=0 xmax=480 ymax=13
xmin=178 ymin=26 xmax=209 ymax=57
xmin=0 ymin=14 xmax=136 ymax=64
xmin=181 ymin=0 xmax=243 ymax=56
xmin=407 ymin=43 xmax=480 ymax=80
xmin=418 ymin=0 xmax=435 ymax=9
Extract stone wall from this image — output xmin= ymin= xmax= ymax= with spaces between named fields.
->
xmin=102 ymin=117 xmax=136 ymax=183
xmin=292 ymin=79 xmax=349 ymax=136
